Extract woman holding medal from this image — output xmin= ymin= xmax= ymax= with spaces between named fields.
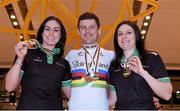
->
xmin=109 ymin=20 xmax=172 ymax=110
xmin=5 ymin=16 xmax=71 ymax=110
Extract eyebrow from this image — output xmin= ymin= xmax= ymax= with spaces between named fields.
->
xmin=80 ymin=23 xmax=97 ymax=26
xmin=118 ymin=29 xmax=133 ymax=33
xmin=45 ymin=26 xmax=60 ymax=29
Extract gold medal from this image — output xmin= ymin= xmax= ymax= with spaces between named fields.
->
xmin=92 ymin=76 xmax=99 ymax=81
xmin=92 ymin=72 xmax=99 ymax=81
xmin=85 ymin=75 xmax=93 ymax=82
xmin=83 ymin=45 xmax=100 ymax=82
xmin=85 ymin=72 xmax=99 ymax=82
xmin=123 ymin=65 xmax=131 ymax=78
xmin=28 ymin=39 xmax=39 ymax=49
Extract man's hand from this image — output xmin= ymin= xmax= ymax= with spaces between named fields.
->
xmin=153 ymin=96 xmax=163 ymax=110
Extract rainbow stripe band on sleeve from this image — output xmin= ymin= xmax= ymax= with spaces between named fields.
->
xmin=62 ymin=80 xmax=71 ymax=87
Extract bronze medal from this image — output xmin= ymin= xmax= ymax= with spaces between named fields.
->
xmin=121 ymin=49 xmax=139 ymax=78
xmin=123 ymin=66 xmax=131 ymax=78
xmin=92 ymin=72 xmax=99 ymax=81
xmin=92 ymin=76 xmax=99 ymax=81
xmin=85 ymin=75 xmax=93 ymax=82
xmin=28 ymin=39 xmax=39 ymax=49
xmin=83 ymin=45 xmax=100 ymax=82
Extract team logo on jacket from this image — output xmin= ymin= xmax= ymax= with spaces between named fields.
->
xmin=33 ymin=57 xmax=43 ymax=62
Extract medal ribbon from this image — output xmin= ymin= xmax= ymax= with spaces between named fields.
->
xmin=83 ymin=45 xmax=100 ymax=77
xmin=120 ymin=48 xmax=139 ymax=68
xmin=28 ymin=39 xmax=60 ymax=64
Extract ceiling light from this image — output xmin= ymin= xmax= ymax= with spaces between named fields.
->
xmin=143 ymin=22 xmax=148 ymax=26
xmin=10 ymin=15 xmax=16 ymax=19
xmin=13 ymin=21 xmax=18 ymax=26
xmin=20 ymin=35 xmax=23 ymax=39
xmin=141 ymin=30 xmax=146 ymax=34
xmin=145 ymin=16 xmax=151 ymax=20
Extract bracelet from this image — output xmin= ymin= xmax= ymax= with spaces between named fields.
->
xmin=15 ymin=61 xmax=22 ymax=67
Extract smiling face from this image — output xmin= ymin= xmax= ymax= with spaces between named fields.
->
xmin=117 ymin=24 xmax=136 ymax=51
xmin=78 ymin=19 xmax=100 ymax=45
xmin=41 ymin=20 xmax=61 ymax=49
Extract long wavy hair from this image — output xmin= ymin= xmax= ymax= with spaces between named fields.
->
xmin=113 ymin=20 xmax=146 ymax=69
xmin=36 ymin=16 xmax=66 ymax=57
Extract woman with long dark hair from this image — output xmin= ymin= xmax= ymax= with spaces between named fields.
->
xmin=5 ymin=16 xmax=71 ymax=110
xmin=109 ymin=20 xmax=172 ymax=110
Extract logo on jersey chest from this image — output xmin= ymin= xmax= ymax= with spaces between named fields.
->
xmin=72 ymin=61 xmax=85 ymax=68
xmin=72 ymin=60 xmax=108 ymax=69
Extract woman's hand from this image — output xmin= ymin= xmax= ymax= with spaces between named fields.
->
xmin=127 ymin=56 xmax=145 ymax=76
xmin=15 ymin=41 xmax=30 ymax=61
xmin=128 ymin=56 xmax=172 ymax=100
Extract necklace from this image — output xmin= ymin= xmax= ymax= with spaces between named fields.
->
xmin=83 ymin=45 xmax=100 ymax=82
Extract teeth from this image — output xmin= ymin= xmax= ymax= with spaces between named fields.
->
xmin=122 ymin=40 xmax=129 ymax=43
xmin=48 ymin=38 xmax=54 ymax=40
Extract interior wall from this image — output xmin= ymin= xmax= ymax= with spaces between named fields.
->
xmin=145 ymin=0 xmax=180 ymax=68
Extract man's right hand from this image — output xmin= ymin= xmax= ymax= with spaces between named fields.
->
xmin=153 ymin=96 xmax=163 ymax=110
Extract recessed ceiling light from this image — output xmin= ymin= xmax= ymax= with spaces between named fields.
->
xmin=20 ymin=35 xmax=23 ymax=39
xmin=143 ymin=22 xmax=148 ymax=26
xmin=13 ymin=21 xmax=18 ymax=26
xmin=10 ymin=15 xmax=16 ymax=19
xmin=141 ymin=30 xmax=146 ymax=34
xmin=145 ymin=16 xmax=151 ymax=20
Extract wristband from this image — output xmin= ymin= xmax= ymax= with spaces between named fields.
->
xmin=15 ymin=61 xmax=22 ymax=67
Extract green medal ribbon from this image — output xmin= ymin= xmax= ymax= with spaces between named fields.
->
xmin=28 ymin=39 xmax=60 ymax=64
xmin=121 ymin=49 xmax=139 ymax=67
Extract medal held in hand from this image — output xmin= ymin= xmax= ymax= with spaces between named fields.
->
xmin=28 ymin=39 xmax=39 ymax=49
xmin=123 ymin=64 xmax=131 ymax=78
xmin=121 ymin=49 xmax=139 ymax=78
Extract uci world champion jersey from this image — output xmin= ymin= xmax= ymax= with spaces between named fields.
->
xmin=66 ymin=46 xmax=114 ymax=110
